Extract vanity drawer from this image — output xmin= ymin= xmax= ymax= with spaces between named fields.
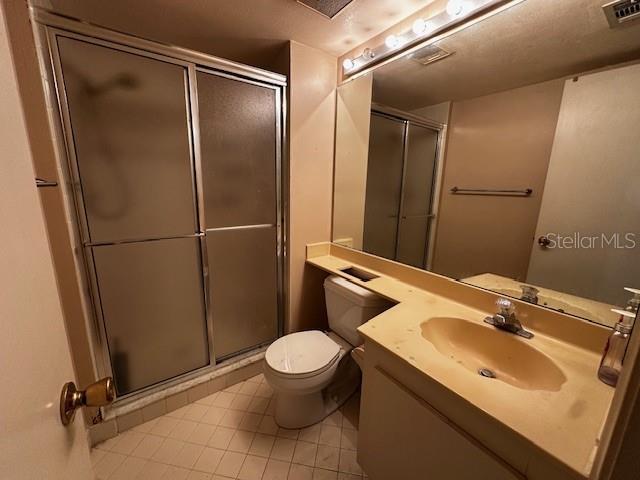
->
xmin=359 ymin=366 xmax=523 ymax=480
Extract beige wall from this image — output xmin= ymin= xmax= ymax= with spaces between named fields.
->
xmin=287 ymin=41 xmax=337 ymax=333
xmin=411 ymin=101 xmax=451 ymax=124
xmin=332 ymin=74 xmax=373 ymax=250
xmin=432 ymin=79 xmax=564 ymax=280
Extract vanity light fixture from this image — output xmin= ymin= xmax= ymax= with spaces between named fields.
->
xmin=342 ymin=48 xmax=375 ymax=73
xmin=340 ymin=0 xmax=512 ymax=77
xmin=446 ymin=0 xmax=468 ymax=17
xmin=385 ymin=34 xmax=401 ymax=49
xmin=342 ymin=58 xmax=355 ymax=70
xmin=412 ymin=18 xmax=430 ymax=35
xmin=362 ymin=48 xmax=375 ymax=60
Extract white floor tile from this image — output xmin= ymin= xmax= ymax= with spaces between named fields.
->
xmin=248 ymin=433 xmax=276 ymax=457
xmin=315 ymin=445 xmax=339 ymax=471
xmin=292 ymin=441 xmax=317 ymax=467
xmin=215 ymin=450 xmax=246 ymax=477
xmin=193 ymin=447 xmax=225 ymax=474
xmin=92 ymin=382 xmax=363 ymax=480
xmin=262 ymin=458 xmax=290 ymax=480
xmin=237 ymin=454 xmax=268 ymax=480
xmin=131 ymin=434 xmax=164 ymax=459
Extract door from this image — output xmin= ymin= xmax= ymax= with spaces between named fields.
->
xmin=196 ymin=70 xmax=280 ymax=359
xmin=363 ymin=113 xmax=406 ymax=260
xmin=527 ymin=64 xmax=640 ymax=306
xmin=0 ymin=6 xmax=92 ymax=478
xmin=55 ymin=36 xmax=210 ymax=395
xmin=396 ymin=124 xmax=439 ymax=268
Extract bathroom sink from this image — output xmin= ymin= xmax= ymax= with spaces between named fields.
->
xmin=421 ymin=317 xmax=566 ymax=391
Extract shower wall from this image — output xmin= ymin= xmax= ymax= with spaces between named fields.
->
xmin=50 ymin=31 xmax=284 ymax=397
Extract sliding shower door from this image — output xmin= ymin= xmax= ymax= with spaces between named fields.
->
xmin=363 ymin=113 xmax=406 ymax=260
xmin=49 ymin=28 xmax=284 ymax=398
xmin=363 ymin=111 xmax=440 ymax=268
xmin=396 ymin=124 xmax=439 ymax=268
xmin=56 ymin=36 xmax=209 ymax=395
xmin=196 ymin=70 xmax=280 ymax=360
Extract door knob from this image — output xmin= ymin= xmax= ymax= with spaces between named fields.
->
xmin=60 ymin=377 xmax=115 ymax=426
xmin=538 ymin=235 xmax=551 ymax=248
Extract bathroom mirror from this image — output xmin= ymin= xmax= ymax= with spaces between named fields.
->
xmin=332 ymin=0 xmax=640 ymax=327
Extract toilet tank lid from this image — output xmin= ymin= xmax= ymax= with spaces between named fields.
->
xmin=324 ymin=275 xmax=390 ymax=307
xmin=265 ymin=330 xmax=340 ymax=375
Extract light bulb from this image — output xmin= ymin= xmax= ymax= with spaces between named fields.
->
xmin=446 ymin=0 xmax=466 ymax=16
xmin=342 ymin=58 xmax=355 ymax=70
xmin=412 ymin=18 xmax=428 ymax=35
xmin=362 ymin=48 xmax=375 ymax=60
xmin=385 ymin=34 xmax=400 ymax=49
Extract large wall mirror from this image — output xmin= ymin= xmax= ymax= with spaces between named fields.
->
xmin=332 ymin=0 xmax=640 ymax=327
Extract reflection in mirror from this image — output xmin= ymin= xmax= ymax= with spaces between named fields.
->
xmin=333 ymin=0 xmax=640 ymax=327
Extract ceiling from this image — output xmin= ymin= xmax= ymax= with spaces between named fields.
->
xmin=32 ymin=0 xmax=438 ymax=71
xmin=372 ymin=0 xmax=640 ymax=109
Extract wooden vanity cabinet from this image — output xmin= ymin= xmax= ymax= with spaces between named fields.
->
xmin=359 ymin=366 xmax=523 ymax=480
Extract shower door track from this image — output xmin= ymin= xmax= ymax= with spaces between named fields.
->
xmin=32 ymin=8 xmax=287 ymax=406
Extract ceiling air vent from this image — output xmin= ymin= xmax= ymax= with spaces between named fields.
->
xmin=409 ymin=44 xmax=453 ymax=66
xmin=603 ymin=0 xmax=640 ymax=28
xmin=297 ymin=0 xmax=354 ymax=19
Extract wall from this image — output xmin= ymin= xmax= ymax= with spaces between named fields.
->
xmin=332 ymin=74 xmax=373 ymax=249
xmin=287 ymin=41 xmax=337 ymax=333
xmin=431 ymin=79 xmax=564 ymax=280
xmin=411 ymin=101 xmax=451 ymax=124
xmin=527 ymin=64 xmax=640 ymax=306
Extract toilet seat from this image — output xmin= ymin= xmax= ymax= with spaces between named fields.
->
xmin=265 ymin=330 xmax=341 ymax=379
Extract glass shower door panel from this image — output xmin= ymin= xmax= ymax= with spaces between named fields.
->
xmin=206 ymin=227 xmax=278 ymax=359
xmin=57 ymin=37 xmax=197 ymax=242
xmin=363 ymin=114 xmax=406 ymax=260
xmin=196 ymin=71 xmax=277 ymax=228
xmin=396 ymin=125 xmax=439 ymax=268
xmin=92 ymin=238 xmax=209 ymax=395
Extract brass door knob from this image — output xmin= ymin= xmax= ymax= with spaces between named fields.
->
xmin=60 ymin=377 xmax=115 ymax=426
xmin=538 ymin=235 xmax=551 ymax=248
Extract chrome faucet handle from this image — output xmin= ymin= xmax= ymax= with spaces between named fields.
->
xmin=495 ymin=297 xmax=515 ymax=316
xmin=520 ymin=285 xmax=539 ymax=304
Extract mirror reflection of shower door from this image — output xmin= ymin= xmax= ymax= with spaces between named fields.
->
xmin=396 ymin=124 xmax=439 ymax=268
xmin=364 ymin=112 xmax=439 ymax=268
xmin=363 ymin=113 xmax=406 ymax=260
xmin=57 ymin=36 xmax=209 ymax=395
xmin=196 ymin=70 xmax=280 ymax=360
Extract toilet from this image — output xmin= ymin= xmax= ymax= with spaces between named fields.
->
xmin=264 ymin=275 xmax=392 ymax=428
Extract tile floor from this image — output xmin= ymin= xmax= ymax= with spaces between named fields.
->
xmin=92 ymin=374 xmax=366 ymax=480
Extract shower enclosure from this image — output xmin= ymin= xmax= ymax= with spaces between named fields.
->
xmin=363 ymin=109 xmax=443 ymax=269
xmin=38 ymin=14 xmax=285 ymax=399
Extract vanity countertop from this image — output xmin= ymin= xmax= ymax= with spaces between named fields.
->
xmin=306 ymin=242 xmax=614 ymax=478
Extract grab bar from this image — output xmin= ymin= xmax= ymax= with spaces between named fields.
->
xmin=450 ymin=186 xmax=532 ymax=197
xmin=36 ymin=177 xmax=58 ymax=188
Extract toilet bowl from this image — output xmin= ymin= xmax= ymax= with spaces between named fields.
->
xmin=264 ymin=275 xmax=392 ymax=428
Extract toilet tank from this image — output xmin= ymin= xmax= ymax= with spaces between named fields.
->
xmin=323 ymin=275 xmax=392 ymax=346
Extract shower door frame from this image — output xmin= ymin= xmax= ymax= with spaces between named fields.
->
xmin=31 ymin=8 xmax=287 ymax=405
xmin=368 ymin=103 xmax=447 ymax=270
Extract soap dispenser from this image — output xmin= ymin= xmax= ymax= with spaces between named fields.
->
xmin=598 ymin=287 xmax=638 ymax=387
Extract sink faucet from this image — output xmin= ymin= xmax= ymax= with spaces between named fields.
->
xmin=520 ymin=285 xmax=539 ymax=304
xmin=484 ymin=298 xmax=534 ymax=339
